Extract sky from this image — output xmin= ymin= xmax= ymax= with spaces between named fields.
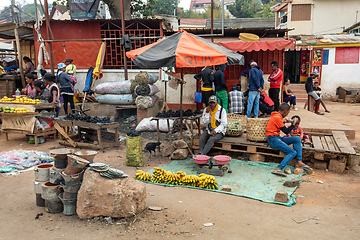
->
xmin=1 ymin=0 xmax=192 ymax=11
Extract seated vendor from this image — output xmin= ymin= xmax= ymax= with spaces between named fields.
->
xmin=44 ymin=73 xmax=61 ymax=117
xmin=266 ymin=103 xmax=312 ymax=176
xmin=34 ymin=81 xmax=50 ymax=100
xmin=21 ymin=73 xmax=37 ymax=98
xmin=199 ymin=95 xmax=227 ymax=155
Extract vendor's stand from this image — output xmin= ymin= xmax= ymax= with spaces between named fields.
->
xmin=126 ymin=30 xmax=244 ymax=138
xmin=0 ymin=101 xmax=57 ymax=146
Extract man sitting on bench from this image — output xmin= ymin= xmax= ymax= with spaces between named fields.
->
xmin=266 ymin=103 xmax=312 ymax=176
xmin=199 ymin=95 xmax=227 ymax=155
xmin=305 ymin=72 xmax=330 ymax=115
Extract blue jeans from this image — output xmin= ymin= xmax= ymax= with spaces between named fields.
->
xmin=267 ymin=135 xmax=302 ymax=170
xmin=246 ymin=91 xmax=260 ymax=118
xmin=283 ymin=96 xmax=296 ymax=106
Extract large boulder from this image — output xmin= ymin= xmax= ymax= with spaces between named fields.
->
xmin=172 ymin=140 xmax=188 ymax=149
xmin=170 ymin=149 xmax=188 ymax=160
xmin=77 ymin=169 xmax=146 ymax=219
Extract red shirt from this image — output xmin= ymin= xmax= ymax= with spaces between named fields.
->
xmin=261 ymin=91 xmax=274 ymax=107
xmin=268 ymin=68 xmax=283 ymax=89
xmin=266 ymin=111 xmax=285 ymax=136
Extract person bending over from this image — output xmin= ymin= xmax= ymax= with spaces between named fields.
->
xmin=266 ymin=103 xmax=312 ymax=176
xmin=199 ymin=95 xmax=227 ymax=155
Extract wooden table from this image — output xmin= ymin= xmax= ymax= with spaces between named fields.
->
xmin=151 ymin=114 xmax=202 ymax=142
xmin=54 ymin=119 xmax=120 ymax=149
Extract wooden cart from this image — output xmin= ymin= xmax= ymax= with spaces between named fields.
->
xmin=0 ymin=103 xmax=57 ymax=146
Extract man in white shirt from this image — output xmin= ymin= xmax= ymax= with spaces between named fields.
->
xmin=199 ymin=95 xmax=227 ymax=155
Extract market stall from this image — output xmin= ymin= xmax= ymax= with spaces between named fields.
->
xmin=0 ymin=99 xmax=57 ymax=146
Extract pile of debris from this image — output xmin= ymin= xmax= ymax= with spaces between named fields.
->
xmin=163 ymin=140 xmax=192 ymax=160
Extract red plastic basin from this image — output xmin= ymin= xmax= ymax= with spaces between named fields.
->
xmin=193 ymin=155 xmax=210 ymax=165
xmin=213 ymin=155 xmax=231 ymax=165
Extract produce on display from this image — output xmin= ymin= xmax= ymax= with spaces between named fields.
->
xmin=181 ymin=174 xmax=200 ymax=187
xmin=135 ymin=170 xmax=151 ymax=181
xmin=198 ymin=173 xmax=218 ymax=190
xmin=0 ymin=96 xmax=41 ymax=104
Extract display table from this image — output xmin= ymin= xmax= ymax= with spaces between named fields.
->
xmin=54 ymin=118 xmax=120 ymax=149
xmin=0 ymin=102 xmax=57 ymax=146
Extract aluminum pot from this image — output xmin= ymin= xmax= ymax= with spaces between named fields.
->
xmin=74 ymin=150 xmax=98 ymax=163
xmin=35 ymin=193 xmax=45 ymax=207
xmin=60 ymin=169 xmax=84 ymax=185
xmin=41 ymin=181 xmax=63 ymax=200
xmin=50 ymin=167 xmax=64 ymax=185
xmin=45 ymin=199 xmax=63 ymax=214
xmin=59 ymin=193 xmax=77 ymax=216
xmin=49 ymin=148 xmax=74 ymax=160
xmin=33 ymin=180 xmax=45 ymax=194
xmin=34 ymin=163 xmax=53 ymax=182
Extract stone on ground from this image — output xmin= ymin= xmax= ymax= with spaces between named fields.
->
xmin=293 ymin=168 xmax=305 ymax=175
xmin=328 ymin=160 xmax=346 ymax=173
xmin=170 ymin=149 xmax=188 ymax=160
xmin=274 ymin=190 xmax=288 ymax=203
xmin=77 ymin=169 xmax=146 ymax=219
xmin=314 ymin=161 xmax=328 ymax=170
xmin=172 ymin=140 xmax=188 ymax=149
xmin=162 ymin=144 xmax=175 ymax=157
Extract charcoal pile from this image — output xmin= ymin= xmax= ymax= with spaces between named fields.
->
xmin=155 ymin=109 xmax=202 ymax=118
xmin=134 ymin=84 xmax=150 ymax=96
xmin=65 ymin=114 xmax=111 ymax=123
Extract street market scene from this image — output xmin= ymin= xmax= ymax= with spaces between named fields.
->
xmin=1 ymin=0 xmax=360 ymax=239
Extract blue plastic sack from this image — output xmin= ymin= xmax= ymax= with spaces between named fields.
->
xmin=195 ymin=91 xmax=202 ymax=104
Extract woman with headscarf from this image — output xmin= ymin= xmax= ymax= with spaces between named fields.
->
xmin=57 ymin=62 xmax=75 ymax=114
xmin=23 ymin=56 xmax=35 ymax=74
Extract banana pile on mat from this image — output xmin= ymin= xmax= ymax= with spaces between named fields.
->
xmin=181 ymin=175 xmax=200 ymax=187
xmin=198 ymin=173 xmax=218 ymax=190
xmin=135 ymin=170 xmax=151 ymax=181
xmin=150 ymin=167 xmax=167 ymax=183
xmin=135 ymin=167 xmax=218 ymax=190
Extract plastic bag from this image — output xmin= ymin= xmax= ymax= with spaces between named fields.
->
xmin=125 ymin=135 xmax=144 ymax=167
xmin=96 ymin=94 xmax=134 ymax=105
xmin=95 ymin=81 xmax=132 ymax=94
xmin=135 ymin=84 xmax=160 ymax=96
xmin=135 ymin=95 xmax=159 ymax=109
xmin=135 ymin=117 xmax=174 ymax=132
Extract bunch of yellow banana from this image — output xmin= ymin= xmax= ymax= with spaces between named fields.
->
xmin=151 ymin=167 xmax=167 ymax=183
xmin=164 ymin=170 xmax=181 ymax=185
xmin=176 ymin=170 xmax=186 ymax=179
xmin=135 ymin=170 xmax=151 ymax=181
xmin=181 ymin=175 xmax=200 ymax=187
xmin=198 ymin=173 xmax=218 ymax=190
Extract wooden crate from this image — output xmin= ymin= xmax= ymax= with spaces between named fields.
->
xmin=0 ymin=79 xmax=16 ymax=97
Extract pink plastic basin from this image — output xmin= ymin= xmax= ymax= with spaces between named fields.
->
xmin=193 ymin=155 xmax=210 ymax=165
xmin=213 ymin=155 xmax=231 ymax=165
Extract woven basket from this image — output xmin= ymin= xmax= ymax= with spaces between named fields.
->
xmin=226 ymin=120 xmax=243 ymax=137
xmin=227 ymin=114 xmax=247 ymax=131
xmin=246 ymin=118 xmax=270 ymax=142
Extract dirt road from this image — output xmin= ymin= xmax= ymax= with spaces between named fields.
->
xmin=0 ymin=101 xmax=360 ymax=240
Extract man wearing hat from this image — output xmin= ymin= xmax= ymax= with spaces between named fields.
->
xmin=64 ymin=58 xmax=76 ymax=77
xmin=199 ymin=95 xmax=227 ymax=155
xmin=305 ymin=72 xmax=330 ymax=115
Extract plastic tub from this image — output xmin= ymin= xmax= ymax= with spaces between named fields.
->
xmin=193 ymin=155 xmax=210 ymax=165
xmin=213 ymin=155 xmax=231 ymax=165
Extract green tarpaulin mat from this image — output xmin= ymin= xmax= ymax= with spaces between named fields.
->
xmin=143 ymin=158 xmax=304 ymax=207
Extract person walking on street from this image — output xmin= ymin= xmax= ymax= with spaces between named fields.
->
xmin=246 ymin=62 xmax=263 ymax=118
xmin=214 ymin=64 xmax=228 ymax=113
xmin=194 ymin=66 xmax=215 ymax=108
xmin=57 ymin=62 xmax=75 ymax=114
xmin=268 ymin=61 xmax=283 ymax=111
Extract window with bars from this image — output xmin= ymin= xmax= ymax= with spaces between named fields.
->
xmin=291 ymin=4 xmax=311 ymax=21
xmin=100 ymin=20 xmax=163 ymax=69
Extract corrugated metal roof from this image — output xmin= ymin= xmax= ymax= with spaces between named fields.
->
xmin=0 ymin=42 xmax=14 ymax=51
xmin=297 ymin=34 xmax=360 ymax=46
xmin=205 ymin=18 xmax=275 ymax=29
xmin=0 ymin=22 xmax=34 ymax=40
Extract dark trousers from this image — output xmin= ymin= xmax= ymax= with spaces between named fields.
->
xmin=199 ymin=130 xmax=223 ymax=155
xmin=62 ymin=94 xmax=75 ymax=115
xmin=201 ymin=90 xmax=215 ymax=106
xmin=269 ymin=88 xmax=280 ymax=111
xmin=259 ymin=103 xmax=274 ymax=115
xmin=283 ymin=95 xmax=296 ymax=106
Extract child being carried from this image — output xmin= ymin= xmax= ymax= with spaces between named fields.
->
xmin=285 ymin=115 xmax=311 ymax=145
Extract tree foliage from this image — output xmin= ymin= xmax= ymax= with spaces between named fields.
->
xmin=152 ymin=0 xmax=178 ymax=15
xmin=228 ymin=0 xmax=280 ymax=19
xmin=178 ymin=2 xmax=223 ymax=19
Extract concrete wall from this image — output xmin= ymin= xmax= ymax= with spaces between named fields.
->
xmin=288 ymin=0 xmax=360 ymax=36
xmin=321 ymin=47 xmax=360 ymax=96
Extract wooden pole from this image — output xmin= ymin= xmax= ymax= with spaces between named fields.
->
xmin=180 ymin=69 xmax=184 ymax=138
xmin=44 ymin=0 xmax=55 ymax=74
xmin=120 ymin=0 xmax=128 ymax=80
xmin=211 ymin=0 xmax=214 ymax=42
xmin=14 ymin=26 xmax=26 ymax=88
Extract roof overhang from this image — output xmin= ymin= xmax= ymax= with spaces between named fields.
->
xmin=216 ymin=38 xmax=294 ymax=52
xmin=0 ymin=22 xmax=34 ymax=40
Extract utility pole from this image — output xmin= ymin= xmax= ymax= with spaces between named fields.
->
xmin=44 ymin=0 xmax=55 ymax=74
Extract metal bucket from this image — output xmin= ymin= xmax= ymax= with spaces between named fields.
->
xmin=41 ymin=181 xmax=63 ymax=200
xmin=63 ymin=191 xmax=78 ymax=199
xmin=60 ymin=183 xmax=81 ymax=193
xmin=35 ymin=193 xmax=45 ymax=207
xmin=59 ymin=193 xmax=77 ymax=216
xmin=60 ymin=169 xmax=84 ymax=185
xmin=74 ymin=150 xmax=98 ymax=163
xmin=49 ymin=148 xmax=74 ymax=160
xmin=50 ymin=167 xmax=64 ymax=185
xmin=33 ymin=180 xmax=45 ymax=194
xmin=64 ymin=155 xmax=89 ymax=175
xmin=34 ymin=163 xmax=53 ymax=182
xmin=45 ymin=199 xmax=63 ymax=214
